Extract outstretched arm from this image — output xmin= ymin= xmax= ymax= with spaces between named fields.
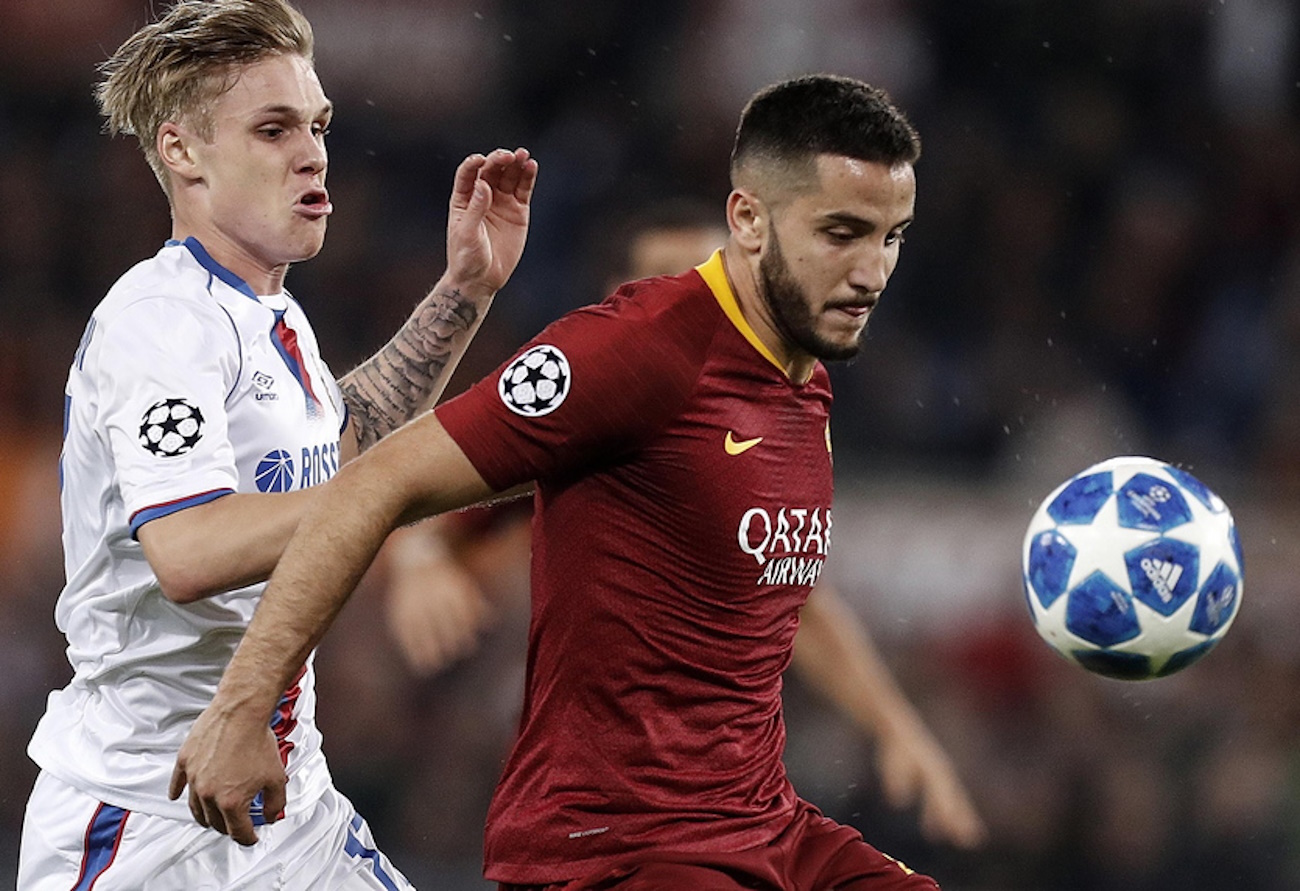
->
xmin=169 ymin=412 xmax=493 ymax=844
xmin=792 ymin=583 xmax=987 ymax=850
xmin=339 ymin=147 xmax=537 ymax=457
xmin=138 ymin=149 xmax=536 ymax=602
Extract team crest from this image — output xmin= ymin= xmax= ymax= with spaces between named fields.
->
xmin=255 ymin=449 xmax=296 ymax=492
xmin=138 ymin=398 xmax=204 ymax=457
xmin=498 ymin=345 xmax=571 ymax=417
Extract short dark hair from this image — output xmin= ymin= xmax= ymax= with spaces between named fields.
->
xmin=730 ymin=74 xmax=920 ymax=185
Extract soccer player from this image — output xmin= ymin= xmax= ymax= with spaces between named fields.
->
xmin=174 ymin=74 xmax=946 ymax=889
xmin=384 ymin=200 xmax=984 ymax=849
xmin=17 ymin=1 xmax=536 ymax=889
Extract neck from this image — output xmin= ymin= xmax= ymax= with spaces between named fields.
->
xmin=171 ymin=217 xmax=286 ymax=296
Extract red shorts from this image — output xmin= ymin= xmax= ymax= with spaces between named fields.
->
xmin=498 ymin=800 xmax=939 ymax=891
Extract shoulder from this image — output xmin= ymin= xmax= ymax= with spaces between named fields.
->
xmin=96 ymin=243 xmax=226 ymax=326
xmin=85 ymin=246 xmax=246 ymax=368
xmin=548 ymin=269 xmax=722 ymax=367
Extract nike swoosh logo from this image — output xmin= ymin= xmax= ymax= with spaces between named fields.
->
xmin=724 ymin=430 xmax=763 ymax=455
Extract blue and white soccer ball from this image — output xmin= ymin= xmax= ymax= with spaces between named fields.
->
xmin=1021 ymin=456 xmax=1243 ymax=680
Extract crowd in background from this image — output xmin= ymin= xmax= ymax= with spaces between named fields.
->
xmin=1 ymin=1 xmax=1299 ymax=888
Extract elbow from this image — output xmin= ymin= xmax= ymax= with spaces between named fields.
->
xmin=139 ymin=528 xmax=217 ymax=604
xmin=152 ymin=560 xmax=213 ymax=604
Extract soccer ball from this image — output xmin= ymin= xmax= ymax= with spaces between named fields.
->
xmin=1021 ymin=456 xmax=1243 ymax=680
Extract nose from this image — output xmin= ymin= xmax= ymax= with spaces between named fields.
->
xmin=849 ymin=243 xmax=891 ymax=295
xmin=297 ymin=131 xmax=327 ymax=177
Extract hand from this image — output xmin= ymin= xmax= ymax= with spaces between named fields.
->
xmin=169 ymin=699 xmax=287 ymax=846
xmin=383 ymin=523 xmax=495 ymax=676
xmin=445 ymin=147 xmax=539 ymax=293
xmin=875 ymin=717 xmax=988 ymax=850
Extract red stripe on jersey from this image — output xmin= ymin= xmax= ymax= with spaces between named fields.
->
xmin=273 ymin=315 xmax=322 ymax=408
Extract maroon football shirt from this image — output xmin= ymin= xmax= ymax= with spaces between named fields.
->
xmin=436 ymin=251 xmax=835 ymax=884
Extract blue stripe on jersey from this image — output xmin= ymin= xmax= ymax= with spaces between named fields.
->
xmin=129 ymin=488 xmax=235 ymax=538
xmin=344 ymin=814 xmax=402 ymax=891
xmin=171 ymin=237 xmax=259 ymax=301
xmin=72 ymin=803 xmax=129 ymax=891
xmin=74 ymin=316 xmax=97 ymax=370
xmin=60 ymin=393 xmax=71 ymax=491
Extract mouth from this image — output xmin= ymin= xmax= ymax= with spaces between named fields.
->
xmin=295 ymin=188 xmax=332 ymax=219
xmin=827 ymin=297 xmax=877 ymax=320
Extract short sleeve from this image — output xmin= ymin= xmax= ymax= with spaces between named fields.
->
xmin=92 ymin=296 xmax=241 ymax=533
xmin=437 ymin=292 xmax=711 ymax=492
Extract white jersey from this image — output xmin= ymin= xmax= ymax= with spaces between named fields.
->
xmin=29 ymin=237 xmax=345 ymax=821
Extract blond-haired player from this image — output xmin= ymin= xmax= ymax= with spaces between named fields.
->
xmin=18 ymin=1 xmax=536 ymax=888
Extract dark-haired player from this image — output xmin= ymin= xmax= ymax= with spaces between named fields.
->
xmin=174 ymin=74 xmax=945 ymax=890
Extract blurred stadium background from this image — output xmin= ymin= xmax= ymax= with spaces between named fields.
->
xmin=2 ymin=1 xmax=1299 ymax=888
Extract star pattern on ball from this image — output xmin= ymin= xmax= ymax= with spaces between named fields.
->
xmin=1056 ymin=495 xmax=1158 ymax=593
xmin=1021 ymin=456 xmax=1244 ymax=680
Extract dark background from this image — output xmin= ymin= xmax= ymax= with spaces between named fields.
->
xmin=2 ymin=1 xmax=1299 ymax=888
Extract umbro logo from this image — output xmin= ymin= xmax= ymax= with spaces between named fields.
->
xmin=724 ymin=430 xmax=763 ymax=456
xmin=253 ymin=370 xmax=278 ymax=402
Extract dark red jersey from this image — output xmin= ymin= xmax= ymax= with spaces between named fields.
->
xmin=436 ymin=251 xmax=835 ymax=884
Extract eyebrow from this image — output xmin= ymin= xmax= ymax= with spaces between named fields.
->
xmin=821 ymin=212 xmax=914 ymax=230
xmin=253 ymin=102 xmax=334 ymax=121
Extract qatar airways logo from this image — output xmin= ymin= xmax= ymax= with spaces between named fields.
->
xmin=737 ymin=506 xmax=832 ymax=587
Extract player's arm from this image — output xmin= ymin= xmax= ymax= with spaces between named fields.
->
xmin=338 ymin=147 xmax=537 ymax=459
xmin=139 ymin=490 xmax=315 ymax=603
xmin=169 ymin=412 xmax=491 ymax=844
xmin=792 ymin=583 xmax=988 ymax=849
xmin=140 ymin=149 xmax=536 ymax=601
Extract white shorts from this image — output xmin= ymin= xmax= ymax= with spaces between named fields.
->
xmin=17 ymin=771 xmax=415 ymax=891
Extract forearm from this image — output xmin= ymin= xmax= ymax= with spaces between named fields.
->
xmin=214 ymin=472 xmax=400 ymax=714
xmin=339 ymin=278 xmax=492 ymax=453
xmin=139 ymin=489 xmax=316 ymax=603
xmin=795 ymin=587 xmax=989 ymax=848
xmin=212 ymin=415 xmax=494 ymax=713
xmin=792 ymin=585 xmax=927 ymax=739
xmin=339 ymin=148 xmax=537 ymax=454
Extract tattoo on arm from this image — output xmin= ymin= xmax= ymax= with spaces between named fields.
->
xmin=340 ymin=289 xmax=480 ymax=452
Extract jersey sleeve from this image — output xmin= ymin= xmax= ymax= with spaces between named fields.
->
xmin=92 ymin=296 xmax=242 ymax=535
xmin=436 ymin=291 xmax=709 ymax=492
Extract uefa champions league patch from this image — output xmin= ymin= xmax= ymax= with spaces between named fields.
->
xmin=138 ymin=397 xmax=205 ymax=457
xmin=498 ymin=345 xmax=572 ymax=417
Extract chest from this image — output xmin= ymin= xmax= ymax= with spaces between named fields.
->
xmin=625 ymin=363 xmax=835 ymax=581
xmin=224 ymin=308 xmax=342 ymax=493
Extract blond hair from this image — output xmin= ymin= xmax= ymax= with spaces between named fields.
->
xmin=96 ymin=0 xmax=314 ymax=195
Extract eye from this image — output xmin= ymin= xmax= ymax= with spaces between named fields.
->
xmin=884 ymin=229 xmax=908 ymax=247
xmin=824 ymin=227 xmax=858 ymax=243
xmin=258 ymin=125 xmax=285 ymax=140
xmin=312 ymin=123 xmax=331 ymax=138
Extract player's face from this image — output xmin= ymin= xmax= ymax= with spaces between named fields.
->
xmin=187 ymin=53 xmax=332 ymax=287
xmin=759 ymin=155 xmax=915 ymax=362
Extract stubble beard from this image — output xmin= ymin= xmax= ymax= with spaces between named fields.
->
xmin=758 ymin=231 xmax=864 ymax=363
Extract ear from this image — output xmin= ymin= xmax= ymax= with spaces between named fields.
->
xmin=726 ymin=189 xmax=766 ymax=254
xmin=157 ymin=121 xmax=203 ymax=185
